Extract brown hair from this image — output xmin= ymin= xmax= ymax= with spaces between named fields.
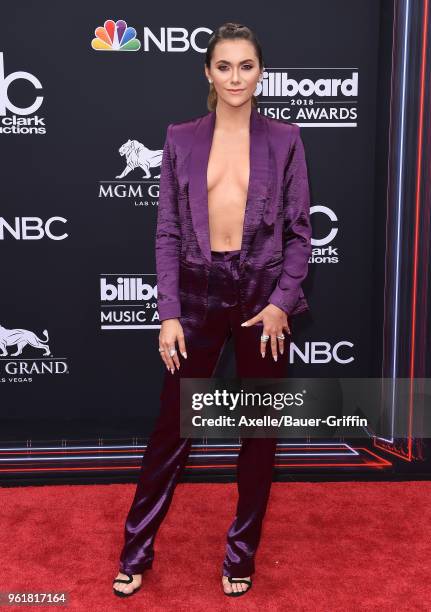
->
xmin=204 ymin=22 xmax=264 ymax=111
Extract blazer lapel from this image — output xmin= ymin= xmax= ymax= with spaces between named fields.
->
xmin=188 ymin=105 xmax=270 ymax=267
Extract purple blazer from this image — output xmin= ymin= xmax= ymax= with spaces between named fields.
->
xmin=155 ymin=105 xmax=312 ymax=326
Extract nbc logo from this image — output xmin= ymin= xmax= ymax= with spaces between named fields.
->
xmin=91 ymin=19 xmax=141 ymax=51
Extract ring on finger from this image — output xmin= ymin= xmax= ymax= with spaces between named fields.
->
xmin=276 ymin=334 xmax=285 ymax=340
xmin=159 ymin=348 xmax=165 ymax=353
xmin=169 ymin=348 xmax=177 ymax=357
xmin=261 ymin=334 xmax=270 ymax=342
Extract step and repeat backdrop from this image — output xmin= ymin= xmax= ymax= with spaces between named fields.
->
xmin=1 ymin=2 xmax=383 ymax=439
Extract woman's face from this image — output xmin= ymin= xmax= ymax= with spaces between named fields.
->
xmin=205 ymin=39 xmax=262 ymax=108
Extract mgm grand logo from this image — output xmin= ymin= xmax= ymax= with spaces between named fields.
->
xmin=0 ymin=323 xmax=68 ymax=382
xmin=98 ymin=137 xmax=163 ymax=206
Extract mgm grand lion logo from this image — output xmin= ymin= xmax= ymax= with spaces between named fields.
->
xmin=115 ymin=139 xmax=163 ymax=179
xmin=0 ymin=324 xmax=51 ymax=357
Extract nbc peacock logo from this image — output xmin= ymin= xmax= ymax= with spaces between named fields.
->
xmin=91 ymin=19 xmax=141 ymax=51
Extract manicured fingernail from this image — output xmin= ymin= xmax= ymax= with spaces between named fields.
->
xmin=274 ymin=356 xmax=277 ymax=361
xmin=241 ymin=322 xmax=248 ymax=327
xmin=170 ymin=368 xmax=174 ymax=374
xmin=280 ymin=349 xmax=284 ymax=354
xmin=181 ymin=352 xmax=187 ymax=358
xmin=261 ymin=352 xmax=265 ymax=358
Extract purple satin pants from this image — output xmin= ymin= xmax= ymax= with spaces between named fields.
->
xmin=118 ymin=249 xmax=290 ymax=578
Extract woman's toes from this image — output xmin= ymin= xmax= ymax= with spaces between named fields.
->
xmin=127 ymin=574 xmax=142 ymax=593
xmin=233 ymin=577 xmax=250 ymax=593
xmin=222 ymin=575 xmax=251 ymax=594
xmin=113 ymin=572 xmax=141 ymax=594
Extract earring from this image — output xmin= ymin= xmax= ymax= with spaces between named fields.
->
xmin=208 ymin=79 xmax=212 ymax=83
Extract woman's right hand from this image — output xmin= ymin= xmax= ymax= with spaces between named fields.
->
xmin=158 ymin=318 xmax=187 ymax=373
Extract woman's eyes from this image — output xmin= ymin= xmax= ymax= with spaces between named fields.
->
xmin=218 ymin=64 xmax=254 ymax=71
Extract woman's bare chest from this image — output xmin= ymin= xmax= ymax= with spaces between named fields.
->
xmin=206 ymin=131 xmax=250 ymax=198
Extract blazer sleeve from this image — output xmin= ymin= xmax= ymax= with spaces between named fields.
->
xmin=155 ymin=123 xmax=182 ymax=322
xmin=268 ymin=125 xmax=312 ymax=316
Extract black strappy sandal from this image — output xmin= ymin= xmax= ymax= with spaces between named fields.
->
xmin=223 ymin=576 xmax=253 ymax=597
xmin=112 ymin=573 xmax=142 ymax=598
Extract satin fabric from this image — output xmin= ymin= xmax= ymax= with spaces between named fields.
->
xmin=119 ymin=249 xmax=290 ymax=578
xmin=156 ymin=106 xmax=312 ymax=325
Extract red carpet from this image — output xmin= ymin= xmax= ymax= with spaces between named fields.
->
xmin=1 ymin=481 xmax=430 ymax=611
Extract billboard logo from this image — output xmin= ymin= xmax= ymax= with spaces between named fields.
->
xmin=100 ymin=274 xmax=160 ymax=329
xmin=91 ymin=19 xmax=141 ymax=51
xmin=257 ymin=68 xmax=359 ymax=126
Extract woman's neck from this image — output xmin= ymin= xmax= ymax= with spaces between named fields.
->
xmin=214 ymin=101 xmax=252 ymax=132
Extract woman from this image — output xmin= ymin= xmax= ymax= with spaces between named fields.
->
xmin=113 ymin=22 xmax=312 ymax=598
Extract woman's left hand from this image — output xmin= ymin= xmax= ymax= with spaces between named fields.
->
xmin=241 ymin=304 xmax=291 ymax=360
